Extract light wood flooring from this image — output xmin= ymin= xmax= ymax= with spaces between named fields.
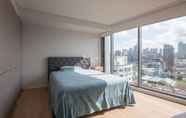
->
xmin=10 ymin=88 xmax=186 ymax=118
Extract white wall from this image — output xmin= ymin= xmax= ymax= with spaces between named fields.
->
xmin=0 ymin=0 xmax=21 ymax=117
xmin=22 ymin=24 xmax=101 ymax=89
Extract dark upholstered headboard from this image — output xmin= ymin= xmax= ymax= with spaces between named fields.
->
xmin=48 ymin=57 xmax=90 ymax=79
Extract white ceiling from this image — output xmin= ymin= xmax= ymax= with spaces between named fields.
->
xmin=15 ymin=0 xmax=181 ymax=25
xmin=11 ymin=0 xmax=185 ymax=34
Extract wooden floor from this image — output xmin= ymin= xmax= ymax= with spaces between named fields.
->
xmin=10 ymin=88 xmax=186 ymax=118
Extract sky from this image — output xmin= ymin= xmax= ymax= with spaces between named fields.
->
xmin=114 ymin=16 xmax=186 ymax=52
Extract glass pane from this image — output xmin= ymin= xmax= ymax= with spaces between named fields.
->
xmin=112 ymin=28 xmax=138 ymax=85
xmin=142 ymin=16 xmax=186 ymax=97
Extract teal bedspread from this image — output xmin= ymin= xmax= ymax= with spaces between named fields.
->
xmin=49 ymin=69 xmax=135 ymax=118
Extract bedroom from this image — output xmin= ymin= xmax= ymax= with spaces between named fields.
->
xmin=0 ymin=0 xmax=186 ymax=118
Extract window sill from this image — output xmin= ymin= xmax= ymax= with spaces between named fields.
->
xmin=132 ymin=86 xmax=186 ymax=106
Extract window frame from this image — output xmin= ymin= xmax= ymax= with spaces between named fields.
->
xmin=110 ymin=17 xmax=186 ymax=100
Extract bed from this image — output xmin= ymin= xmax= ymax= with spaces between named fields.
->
xmin=48 ymin=57 xmax=135 ymax=118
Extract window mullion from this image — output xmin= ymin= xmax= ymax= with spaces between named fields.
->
xmin=110 ymin=34 xmax=114 ymax=74
xmin=138 ymin=26 xmax=142 ymax=87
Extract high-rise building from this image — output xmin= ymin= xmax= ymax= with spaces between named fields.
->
xmin=127 ymin=48 xmax=133 ymax=63
xmin=133 ymin=44 xmax=138 ymax=62
xmin=151 ymin=48 xmax=158 ymax=54
xmin=177 ymin=42 xmax=186 ymax=58
xmin=175 ymin=58 xmax=186 ymax=79
xmin=163 ymin=44 xmax=175 ymax=72
xmin=113 ymin=49 xmax=128 ymax=73
xmin=159 ymin=49 xmax=163 ymax=57
xmin=115 ymin=50 xmax=122 ymax=56
xmin=114 ymin=49 xmax=128 ymax=66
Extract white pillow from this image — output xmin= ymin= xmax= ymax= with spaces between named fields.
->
xmin=60 ymin=66 xmax=82 ymax=71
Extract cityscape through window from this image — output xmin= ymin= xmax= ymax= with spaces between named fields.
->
xmin=113 ymin=28 xmax=138 ymax=85
xmin=112 ymin=16 xmax=186 ymax=98
xmin=142 ymin=16 xmax=186 ymax=97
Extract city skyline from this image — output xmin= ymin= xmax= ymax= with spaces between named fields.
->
xmin=114 ymin=41 xmax=186 ymax=56
xmin=114 ymin=16 xmax=186 ymax=52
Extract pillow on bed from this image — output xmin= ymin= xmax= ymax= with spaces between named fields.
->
xmin=60 ymin=66 xmax=82 ymax=71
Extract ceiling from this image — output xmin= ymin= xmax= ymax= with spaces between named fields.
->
xmin=12 ymin=0 xmax=185 ymax=33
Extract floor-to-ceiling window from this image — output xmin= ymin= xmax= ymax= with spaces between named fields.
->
xmin=112 ymin=28 xmax=138 ymax=85
xmin=111 ymin=16 xmax=186 ymax=98
xmin=141 ymin=16 xmax=186 ymax=97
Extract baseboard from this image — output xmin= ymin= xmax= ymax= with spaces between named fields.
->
xmin=22 ymin=84 xmax=48 ymax=90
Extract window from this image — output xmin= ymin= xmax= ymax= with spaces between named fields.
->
xmin=110 ymin=16 xmax=186 ymax=98
xmin=141 ymin=16 xmax=186 ymax=97
xmin=112 ymin=28 xmax=138 ymax=85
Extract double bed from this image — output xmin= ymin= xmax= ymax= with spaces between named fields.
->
xmin=48 ymin=57 xmax=135 ymax=118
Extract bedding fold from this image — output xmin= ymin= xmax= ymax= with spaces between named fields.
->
xmin=49 ymin=69 xmax=135 ymax=118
